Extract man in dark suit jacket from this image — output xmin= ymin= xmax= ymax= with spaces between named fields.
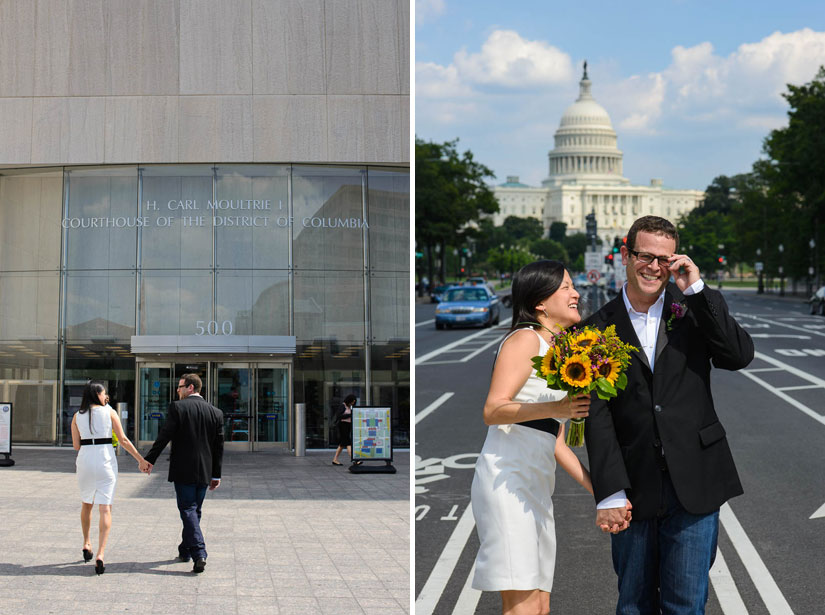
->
xmin=142 ymin=373 xmax=224 ymax=573
xmin=584 ymin=216 xmax=753 ymax=613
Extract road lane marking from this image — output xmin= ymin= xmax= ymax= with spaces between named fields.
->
xmin=452 ymin=562 xmax=482 ymax=615
xmin=710 ymin=548 xmax=748 ymax=615
xmin=745 ymin=367 xmax=783 ymax=373
xmin=415 ymin=504 xmax=476 ymax=615
xmin=720 ymin=503 xmax=795 ymax=614
xmin=775 ymin=384 xmax=823 ymax=392
xmin=416 ymin=318 xmax=512 ymax=364
xmin=739 ymin=373 xmax=825 ymax=428
xmin=735 ymin=313 xmax=825 ymax=337
xmin=416 ymin=319 xmax=435 ymax=327
xmin=416 ymin=392 xmax=454 ymax=425
xmin=461 ymin=334 xmax=506 ymax=362
xmin=810 ymin=502 xmax=825 ymax=519
xmin=750 ymin=334 xmax=811 ymax=339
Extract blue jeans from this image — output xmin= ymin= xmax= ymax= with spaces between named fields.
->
xmin=174 ymin=482 xmax=208 ymax=561
xmin=611 ymin=472 xmax=719 ymax=615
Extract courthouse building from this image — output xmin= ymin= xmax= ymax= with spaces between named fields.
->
xmin=0 ymin=0 xmax=410 ymax=451
xmin=493 ymin=66 xmax=703 ymax=245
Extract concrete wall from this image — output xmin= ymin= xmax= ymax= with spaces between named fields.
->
xmin=0 ymin=0 xmax=410 ymax=165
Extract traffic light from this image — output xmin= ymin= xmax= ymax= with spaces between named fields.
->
xmin=460 ymin=267 xmax=465 ymax=274
xmin=604 ymin=253 xmax=614 ymax=265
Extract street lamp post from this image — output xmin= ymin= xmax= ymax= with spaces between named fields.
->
xmin=778 ymin=243 xmax=785 ymax=297
xmin=756 ymin=248 xmax=764 ymax=294
xmin=809 ymin=239 xmax=816 ymax=297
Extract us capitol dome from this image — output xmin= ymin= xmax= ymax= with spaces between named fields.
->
xmin=492 ymin=62 xmax=704 ymax=247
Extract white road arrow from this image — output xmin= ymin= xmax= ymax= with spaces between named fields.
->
xmin=810 ymin=502 xmax=825 ymax=519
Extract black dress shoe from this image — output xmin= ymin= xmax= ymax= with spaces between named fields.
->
xmin=178 ymin=550 xmax=191 ymax=562
xmin=192 ymin=558 xmax=206 ymax=573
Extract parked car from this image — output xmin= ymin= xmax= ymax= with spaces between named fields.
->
xmin=430 ymin=284 xmax=450 ymax=303
xmin=435 ymin=285 xmax=501 ymax=329
xmin=809 ymin=285 xmax=825 ymax=315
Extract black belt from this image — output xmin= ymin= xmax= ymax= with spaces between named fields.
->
xmin=518 ymin=418 xmax=560 ymax=437
xmin=80 ymin=438 xmax=111 ymax=446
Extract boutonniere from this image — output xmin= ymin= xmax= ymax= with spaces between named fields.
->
xmin=666 ymin=302 xmax=687 ymax=331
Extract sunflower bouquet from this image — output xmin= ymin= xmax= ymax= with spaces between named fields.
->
xmin=531 ymin=324 xmax=638 ymax=447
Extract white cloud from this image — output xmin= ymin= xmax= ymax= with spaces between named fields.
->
xmin=453 ymin=30 xmax=573 ymax=88
xmin=608 ymin=28 xmax=825 ymax=133
xmin=416 ymin=0 xmax=446 ymax=24
xmin=416 ymin=30 xmax=573 ymax=98
xmin=415 ymin=62 xmax=474 ymax=98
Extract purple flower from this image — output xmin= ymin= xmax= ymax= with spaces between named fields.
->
xmin=666 ymin=302 xmax=687 ymax=331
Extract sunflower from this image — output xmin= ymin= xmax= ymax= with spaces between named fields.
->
xmin=597 ymin=358 xmax=621 ymax=385
xmin=540 ymin=348 xmax=559 ymax=376
xmin=560 ymin=353 xmax=593 ymax=389
xmin=571 ymin=330 xmax=599 ymax=351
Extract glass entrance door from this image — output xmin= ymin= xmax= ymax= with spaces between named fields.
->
xmin=214 ymin=363 xmax=252 ymax=449
xmin=138 ymin=364 xmax=172 ymax=443
xmin=256 ymin=365 xmax=290 ymax=446
xmin=136 ymin=359 xmax=291 ymax=450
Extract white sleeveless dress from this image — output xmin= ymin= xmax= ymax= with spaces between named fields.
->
xmin=471 ymin=329 xmax=568 ymax=592
xmin=75 ymin=406 xmax=118 ymax=505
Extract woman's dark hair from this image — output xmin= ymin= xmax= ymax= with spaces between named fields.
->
xmin=509 ymin=260 xmax=567 ymax=332
xmin=78 ymin=381 xmax=106 ymax=434
xmin=343 ymin=394 xmax=357 ymax=406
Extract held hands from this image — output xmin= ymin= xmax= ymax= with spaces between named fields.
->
xmin=596 ymin=500 xmax=632 ymax=534
xmin=667 ymin=253 xmax=700 ymax=291
xmin=557 ymin=393 xmax=590 ymax=420
xmin=139 ymin=459 xmax=153 ymax=474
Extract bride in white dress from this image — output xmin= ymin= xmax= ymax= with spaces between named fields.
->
xmin=471 ymin=261 xmax=603 ymax=615
xmin=71 ymin=381 xmax=146 ymax=574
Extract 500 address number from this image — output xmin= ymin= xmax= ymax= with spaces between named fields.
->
xmin=195 ymin=320 xmax=233 ymax=336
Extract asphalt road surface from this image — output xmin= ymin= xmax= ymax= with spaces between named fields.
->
xmin=414 ymin=288 xmax=825 ymax=614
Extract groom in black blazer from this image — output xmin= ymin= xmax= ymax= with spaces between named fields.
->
xmin=584 ymin=216 xmax=753 ymax=613
xmin=142 ymin=373 xmax=224 ymax=573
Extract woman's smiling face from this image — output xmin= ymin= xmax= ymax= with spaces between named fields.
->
xmin=539 ymin=270 xmax=581 ymax=329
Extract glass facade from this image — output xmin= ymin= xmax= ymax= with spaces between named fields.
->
xmin=0 ymin=164 xmax=409 ymax=449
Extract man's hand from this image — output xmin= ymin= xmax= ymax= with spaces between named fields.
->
xmin=209 ymin=479 xmax=221 ymax=491
xmin=596 ymin=500 xmax=633 ymax=533
xmin=139 ymin=459 xmax=153 ymax=474
xmin=667 ymin=253 xmax=700 ymax=292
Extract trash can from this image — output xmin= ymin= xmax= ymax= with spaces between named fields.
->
xmin=294 ymin=403 xmax=305 ymax=457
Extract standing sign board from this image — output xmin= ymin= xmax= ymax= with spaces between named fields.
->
xmin=584 ymin=251 xmax=602 ymax=272
xmin=350 ymin=406 xmax=396 ymax=473
xmin=0 ymin=403 xmax=13 ymax=466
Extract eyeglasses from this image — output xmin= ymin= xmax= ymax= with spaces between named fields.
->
xmin=627 ymin=248 xmax=671 ymax=267
xmin=177 ymin=384 xmax=187 ymax=389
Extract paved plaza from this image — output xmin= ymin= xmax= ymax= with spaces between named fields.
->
xmin=0 ymin=446 xmax=410 ymax=614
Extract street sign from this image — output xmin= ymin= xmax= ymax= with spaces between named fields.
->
xmin=754 ymin=262 xmax=763 ymax=272
xmin=584 ymin=252 xmax=602 ymax=271
xmin=587 ymin=269 xmax=601 ymax=283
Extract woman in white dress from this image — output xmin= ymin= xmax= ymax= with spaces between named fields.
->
xmin=71 ymin=381 xmax=147 ymax=574
xmin=471 ymin=260 xmax=613 ymax=615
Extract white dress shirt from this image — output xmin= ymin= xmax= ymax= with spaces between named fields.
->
xmin=596 ymin=278 xmax=705 ymax=510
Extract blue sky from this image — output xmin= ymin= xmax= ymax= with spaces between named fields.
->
xmin=415 ymin=0 xmax=825 ymax=190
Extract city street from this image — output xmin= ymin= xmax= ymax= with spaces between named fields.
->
xmin=414 ymin=289 xmax=825 ymax=614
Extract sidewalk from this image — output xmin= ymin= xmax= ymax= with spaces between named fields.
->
xmin=0 ymin=447 xmax=409 ymax=615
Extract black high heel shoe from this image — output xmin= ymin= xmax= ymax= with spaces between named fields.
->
xmin=82 ymin=548 xmax=93 ymax=563
xmin=95 ymin=559 xmax=105 ymax=575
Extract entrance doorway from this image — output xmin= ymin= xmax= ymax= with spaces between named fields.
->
xmin=136 ymin=358 xmax=291 ymax=451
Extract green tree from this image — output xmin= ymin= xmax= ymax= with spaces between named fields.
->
xmin=549 ymin=221 xmax=567 ymax=242
xmin=415 ymin=137 xmax=499 ymax=283
xmin=760 ymin=66 xmax=825 ymax=283
xmin=529 ymin=238 xmax=569 ymax=262
xmin=561 ymin=233 xmax=591 ymax=270
xmin=502 ymin=216 xmax=544 ymax=242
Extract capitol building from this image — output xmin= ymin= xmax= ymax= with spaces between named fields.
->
xmin=492 ymin=65 xmax=704 ymax=245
